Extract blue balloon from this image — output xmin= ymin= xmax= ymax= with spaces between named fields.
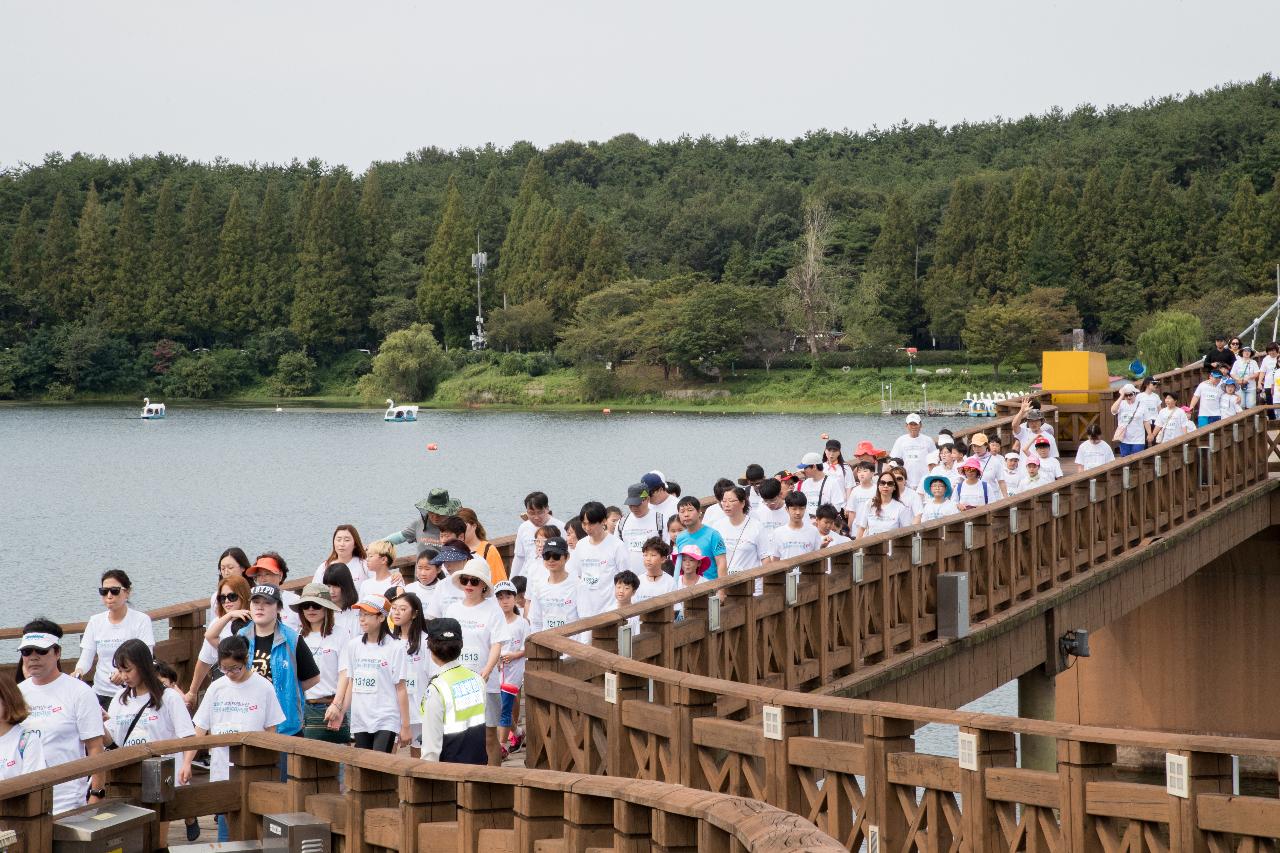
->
xmin=1129 ymin=359 xmax=1147 ymax=378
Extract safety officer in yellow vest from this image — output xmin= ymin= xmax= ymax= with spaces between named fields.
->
xmin=419 ymin=617 xmax=487 ymax=764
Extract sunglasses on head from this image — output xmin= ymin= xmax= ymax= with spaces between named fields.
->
xmin=458 ymin=576 xmax=484 ymax=587
xmin=20 ymin=647 xmax=52 ymax=657
xmin=99 ymin=587 xmax=124 ymax=597
xmin=217 ymin=592 xmax=239 ymax=603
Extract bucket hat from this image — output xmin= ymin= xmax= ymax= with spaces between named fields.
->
xmin=451 ymin=557 xmax=493 ymax=596
xmin=415 ymin=488 xmax=461 ymax=516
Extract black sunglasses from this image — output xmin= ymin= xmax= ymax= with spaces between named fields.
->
xmin=20 ymin=647 xmax=52 ymax=657
xmin=217 ymin=592 xmax=240 ymax=603
xmin=99 ymin=587 xmax=124 ymax=596
xmin=299 ymin=602 xmax=323 ymax=611
xmin=544 ymin=553 xmax=567 ymax=561
xmin=878 ymin=480 xmax=896 ymax=486
xmin=458 ymin=576 xmax=483 ymax=587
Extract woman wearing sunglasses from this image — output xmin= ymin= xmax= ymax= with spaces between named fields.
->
xmin=853 ymin=473 xmax=915 ymax=540
xmin=290 ymin=584 xmax=348 ymax=744
xmin=72 ymin=570 xmax=156 ymax=711
xmin=184 ymin=574 xmax=252 ymax=709
xmin=443 ymin=558 xmax=504 ymax=764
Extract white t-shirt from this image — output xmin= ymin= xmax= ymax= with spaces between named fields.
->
xmin=280 ymin=590 xmax=302 ymax=632
xmin=975 ymin=452 xmax=1004 ymax=490
xmin=20 ymin=674 xmax=104 ymax=814
xmin=406 ymin=578 xmax=463 ymax=620
xmin=1155 ymin=407 xmax=1191 ymax=443
xmin=1010 ymin=472 xmax=1049 ymax=495
xmin=769 ymin=523 xmax=823 ymax=562
xmin=1014 ymin=426 xmax=1059 ymax=458
xmin=890 ymin=433 xmax=937 ymax=488
xmin=566 ymin=535 xmax=631 ymax=618
xmin=1261 ymin=355 xmax=1278 ymax=390
xmin=1231 ymin=359 xmax=1258 ymax=389
xmin=954 ymin=479 xmax=992 ymax=507
xmin=527 ymin=576 xmax=581 ymax=632
xmin=898 ymin=488 xmax=923 ymax=517
xmin=616 ymin=509 xmax=666 ymax=573
xmin=700 ymin=502 xmax=727 ymax=528
xmin=649 ymin=496 xmax=680 ymax=524
xmin=338 ymin=635 xmax=406 ymax=734
xmin=511 ymin=516 xmax=564 ymax=578
xmin=313 ymin=557 xmax=369 ymax=587
xmin=444 ymin=599 xmax=505 ymax=692
xmin=751 ymin=502 xmax=789 ymax=533
xmin=854 ymin=500 xmax=913 ymax=537
xmin=845 ymin=483 xmax=875 ymax=519
xmin=192 ymin=673 xmax=284 ymax=782
xmin=919 ymin=500 xmax=959 ymax=523
xmin=359 ymin=574 xmax=403 ymax=600
xmin=711 ymin=516 xmax=773 ymax=575
xmin=79 ymin=608 xmax=156 ymax=696
xmin=495 ymin=616 xmax=531 ymax=690
xmin=1075 ymin=440 xmax=1115 ymax=470
xmin=106 ymin=688 xmax=195 ymax=748
xmin=396 ymin=632 xmax=433 ymax=726
xmin=1114 ymin=400 xmax=1146 ymax=445
xmin=798 ymin=476 xmax=844 ymax=514
xmin=301 ymin=628 xmax=345 ymax=700
xmin=0 ymin=724 xmax=44 ymax=782
xmin=1221 ymin=392 xmax=1242 ymax=416
xmin=1194 ymin=380 xmax=1222 ymax=416
xmin=634 ymin=571 xmax=678 ymax=604
xmin=1026 ymin=455 xmax=1063 ymax=480
xmin=1136 ymin=391 xmax=1161 ymax=423
xmin=821 ymin=463 xmax=854 ymax=500
xmin=333 ymin=608 xmax=361 ymax=644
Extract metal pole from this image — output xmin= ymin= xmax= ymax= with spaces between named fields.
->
xmin=475 ymin=232 xmax=483 ymax=327
xmin=1274 ymin=264 xmax=1279 ymax=344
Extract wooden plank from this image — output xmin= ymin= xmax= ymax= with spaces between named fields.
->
xmin=1196 ymin=794 xmax=1280 ymax=839
xmin=690 ymin=717 xmax=765 ymax=758
xmin=885 ymin=752 xmax=963 ymax=792
xmin=984 ymin=767 xmax=1061 ymax=808
xmin=363 ymin=807 xmax=400 ymax=849
xmin=1086 ymin=780 xmax=1170 ymax=823
xmin=621 ymin=700 xmax=675 ymax=738
xmin=787 ymin=736 xmax=865 ymax=776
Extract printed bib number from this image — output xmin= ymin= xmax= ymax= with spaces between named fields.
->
xmin=546 ymin=618 xmax=566 ymax=629
xmin=460 ymin=649 xmax=481 ymax=667
xmin=352 ymin=659 xmax=380 ymax=694
xmin=212 ymin=724 xmax=243 ymax=736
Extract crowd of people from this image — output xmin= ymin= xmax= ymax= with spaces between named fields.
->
xmin=1 ymin=337 xmax=1266 ymax=836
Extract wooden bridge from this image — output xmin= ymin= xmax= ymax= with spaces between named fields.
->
xmin=5 ymin=362 xmax=1280 ymax=853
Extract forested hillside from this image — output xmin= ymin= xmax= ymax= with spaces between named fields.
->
xmin=1 ymin=75 xmax=1279 ymax=399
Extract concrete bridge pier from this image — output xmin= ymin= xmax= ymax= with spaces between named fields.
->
xmin=1018 ymin=665 xmax=1057 ymax=770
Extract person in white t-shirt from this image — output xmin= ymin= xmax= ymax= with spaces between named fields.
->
xmin=408 ymin=546 xmax=468 ymax=619
xmin=291 ymin=584 xmax=350 ymax=745
xmin=917 ymin=475 xmax=960 ymax=524
xmin=0 ymin=675 xmax=45 ymax=782
xmin=1010 ymin=457 xmax=1051 ymax=495
xmin=751 ymin=479 xmax=790 ymax=534
xmin=996 ymin=452 xmax=1025 ymax=493
xmin=888 ymin=465 xmax=924 ymax=517
xmin=1231 ymin=346 xmax=1260 ymax=408
xmin=1111 ymin=383 xmax=1147 ymax=457
xmin=616 ymin=483 xmax=667 ymax=573
xmin=327 ymin=594 xmax=410 ymax=753
xmin=19 ymin=622 xmax=105 ymax=814
xmin=322 ymin=562 xmax=364 ymax=646
xmin=642 ymin=472 xmax=681 ymax=523
xmin=443 ymin=559 xmax=506 ymax=765
xmin=1074 ymin=424 xmax=1116 ymax=470
xmin=813 ymin=505 xmax=852 ymax=549
xmin=1260 ymin=343 xmax=1280 ymax=418
xmin=525 ymin=537 xmax=581 ymax=632
xmin=1220 ymin=379 xmax=1243 ymax=417
xmin=312 ymin=524 xmax=370 ymax=587
xmin=844 ymin=461 xmax=877 ymax=523
xmin=634 ymin=537 xmax=678 ymax=603
xmin=183 ymin=635 xmax=284 ymax=843
xmin=1189 ymin=370 xmax=1225 ymax=427
xmin=359 ymin=540 xmax=405 ymax=599
xmin=1012 ymin=400 xmax=1059 ymax=458
xmin=710 ymin=487 xmax=775 ymax=584
xmin=954 ymin=458 xmax=995 ymax=510
xmin=1026 ymin=438 xmax=1064 ymax=480
xmin=1153 ymin=394 xmax=1193 ymax=443
xmin=603 ymin=571 xmax=642 ymax=638
xmin=770 ymin=492 xmax=823 ymax=561
xmin=492 ymin=580 xmax=530 ymax=759
xmin=854 ymin=473 xmax=914 ymax=539
xmin=567 ymin=502 xmax=632 ymax=617
xmin=510 ymin=492 xmax=563 ymax=579
xmin=821 ymin=441 xmax=857 ymax=501
xmin=890 ymin=414 xmax=938 ymax=489
xmin=797 ymin=452 xmax=845 ymax=520
xmin=74 ymin=569 xmax=157 ymax=709
xmin=389 ymin=590 xmax=432 ymax=756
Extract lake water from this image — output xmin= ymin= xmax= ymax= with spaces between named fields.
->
xmin=0 ymin=402 xmax=1015 ymax=751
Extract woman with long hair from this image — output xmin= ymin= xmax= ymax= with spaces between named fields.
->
xmin=210 ymin=548 xmax=250 ymax=619
xmin=73 ymin=569 xmax=156 ymax=710
xmin=291 ymin=584 xmax=348 ymax=744
xmin=313 ymin=524 xmax=370 ymax=586
xmin=326 ymin=595 xmax=410 ymax=753
xmin=390 ymin=591 xmax=430 ymax=757
xmin=822 ymin=439 xmax=856 ymax=504
xmin=0 ymin=676 xmax=44 ymax=781
xmin=185 ymin=574 xmax=253 ymax=708
xmin=854 ymin=471 xmax=914 ymax=539
xmin=323 ymin=562 xmax=362 ymax=641
xmin=457 ymin=507 xmax=508 ymax=583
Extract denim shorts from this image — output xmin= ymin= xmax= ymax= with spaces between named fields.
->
xmin=499 ymin=690 xmax=518 ymax=727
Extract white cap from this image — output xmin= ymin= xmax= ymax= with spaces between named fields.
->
xmin=798 ymin=451 xmax=823 ymax=468
xmin=905 ymin=413 xmax=922 ymax=424
xmin=1121 ymin=383 xmax=1138 ymax=395
xmin=925 ymin=450 xmax=940 ymax=465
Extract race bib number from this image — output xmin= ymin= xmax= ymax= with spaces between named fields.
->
xmin=212 ymin=723 xmax=243 ymax=736
xmin=450 ymin=677 xmax=484 ymax=712
xmin=546 ymin=618 xmax=565 ymax=629
xmin=460 ymin=649 xmax=482 ymax=667
xmin=352 ymin=658 xmax=380 ymax=694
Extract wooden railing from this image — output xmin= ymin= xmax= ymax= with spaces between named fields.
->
xmin=521 ymin=407 xmax=1280 ymax=853
xmin=0 ymin=733 xmax=844 ymax=852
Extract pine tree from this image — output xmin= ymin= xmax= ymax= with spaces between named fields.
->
xmin=216 ymin=190 xmax=257 ymax=338
xmin=417 ymin=176 xmax=475 ymax=347
xmin=1218 ymin=175 xmax=1268 ymax=291
xmin=252 ymin=179 xmax=293 ymax=329
xmin=866 ymin=192 xmax=920 ymax=338
xmin=181 ymin=184 xmax=218 ymax=344
xmin=8 ymin=203 xmax=40 ymax=328
xmin=475 ymin=169 xmax=508 ymax=266
xmin=1109 ymin=166 xmax=1143 ymax=282
xmin=1177 ymin=174 xmax=1218 ymax=299
xmin=144 ymin=179 xmax=185 ymax=339
xmin=40 ymin=192 xmax=77 ymax=322
xmin=1140 ymin=173 xmax=1183 ymax=309
xmin=1025 ymin=171 xmax=1076 ymax=289
xmin=1263 ymin=173 xmax=1280 ymax=266
xmin=109 ymin=182 xmax=149 ymax=335
xmin=329 ymin=172 xmax=370 ymax=343
xmin=578 ymin=223 xmax=627 ymax=294
xmin=1003 ymin=168 xmax=1044 ymax=291
xmin=359 ymin=168 xmax=390 ymax=297
xmin=921 ymin=177 xmax=982 ymax=343
xmin=1073 ymin=168 xmax=1113 ymax=328
xmin=972 ymin=181 xmax=1010 ymax=298
xmin=498 ymin=159 xmax=551 ymax=302
xmin=73 ymin=183 xmax=113 ymax=318
xmin=545 ymin=207 xmax=591 ymax=317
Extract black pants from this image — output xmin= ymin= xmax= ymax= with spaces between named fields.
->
xmin=353 ymin=730 xmax=397 ymax=753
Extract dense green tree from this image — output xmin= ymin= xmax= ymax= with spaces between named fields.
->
xmin=252 ymin=179 xmax=292 ymax=329
xmin=866 ymin=193 xmax=920 ymax=338
xmin=972 ymin=182 xmax=1010 ymax=297
xmin=268 ymin=351 xmax=318 ymax=397
xmin=7 ymin=204 xmax=40 ymax=329
xmin=1217 ymin=175 xmax=1268 ymax=290
xmin=216 ymin=190 xmax=256 ymax=337
xmin=73 ymin=184 xmax=113 ymax=317
xmin=487 ymin=297 xmax=556 ymax=352
xmin=665 ymin=282 xmax=770 ymax=379
xmin=181 ymin=184 xmax=218 ymax=343
xmin=498 ymin=159 xmax=551 ymax=301
xmin=40 ymin=193 xmax=76 ymax=322
xmin=144 ymin=180 xmax=184 ymax=339
xmin=922 ymin=178 xmax=981 ymax=343
xmin=109 ymin=183 xmax=149 ymax=335
xmin=417 ymin=176 xmax=475 ymax=347
xmin=355 ymin=322 xmax=452 ymax=402
xmin=1003 ymin=168 xmax=1044 ymax=291
xmin=1136 ymin=311 xmax=1204 ymax=373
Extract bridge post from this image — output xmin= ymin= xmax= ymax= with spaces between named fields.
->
xmin=607 ymin=670 xmax=647 ymax=779
xmin=1167 ymin=751 xmax=1232 ymax=853
xmin=1057 ymin=739 xmax=1115 ymax=853
xmin=862 ymin=714 xmax=914 ymax=852
xmin=960 ymin=726 xmax=1017 ymax=853
xmin=1017 ymin=666 xmax=1056 ymax=771
xmin=0 ymin=786 xmax=52 ymax=853
xmin=230 ymin=742 xmax=280 ymax=840
xmin=674 ymin=684 xmax=719 ymax=790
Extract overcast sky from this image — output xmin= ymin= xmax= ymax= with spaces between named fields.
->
xmin=2 ymin=0 xmax=1277 ymax=172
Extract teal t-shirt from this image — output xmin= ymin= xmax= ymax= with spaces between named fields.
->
xmin=676 ymin=526 xmax=727 ymax=580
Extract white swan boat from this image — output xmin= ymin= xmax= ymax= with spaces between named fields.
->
xmin=384 ymin=399 xmax=418 ymax=422
xmin=140 ymin=397 xmax=166 ymax=419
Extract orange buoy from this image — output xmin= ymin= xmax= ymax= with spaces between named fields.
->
xmin=602 ymin=408 xmax=611 ymax=414
xmin=820 ymin=433 xmax=829 ymax=440
xmin=426 ymin=443 xmax=438 ymax=451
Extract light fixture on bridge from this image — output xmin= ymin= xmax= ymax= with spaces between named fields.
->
xmin=1058 ymin=628 xmax=1091 ymax=670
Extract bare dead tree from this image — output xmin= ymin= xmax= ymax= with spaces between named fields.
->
xmin=784 ymin=199 xmax=839 ymax=357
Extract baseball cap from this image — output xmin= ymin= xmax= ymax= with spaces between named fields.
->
xmin=645 ymin=470 xmax=667 ymax=488
xmin=797 ymin=451 xmax=823 ymax=469
xmin=1121 ymin=383 xmax=1138 ymax=395
xmin=1005 ymin=452 xmax=1021 ymax=461
xmin=493 ymin=580 xmax=517 ymax=596
xmin=969 ymin=433 xmax=989 ymax=446
xmin=542 ymin=536 xmax=569 ymax=557
xmin=1034 ymin=436 xmax=1051 ymax=447
xmin=624 ymin=483 xmax=649 ymax=507
xmin=925 ymin=450 xmax=940 ymax=465
xmin=17 ymin=631 xmax=58 ymax=651
xmin=1026 ymin=408 xmax=1044 ymax=420
xmin=905 ymin=413 xmax=922 ymax=424
xmin=426 ymin=617 xmax=462 ymax=640
xmin=352 ymin=593 xmax=389 ymax=615
xmin=1026 ymin=457 xmax=1042 ymax=467
xmin=249 ymin=584 xmax=283 ymax=606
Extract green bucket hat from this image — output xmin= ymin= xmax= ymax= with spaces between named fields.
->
xmin=416 ymin=487 xmax=461 ymax=516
